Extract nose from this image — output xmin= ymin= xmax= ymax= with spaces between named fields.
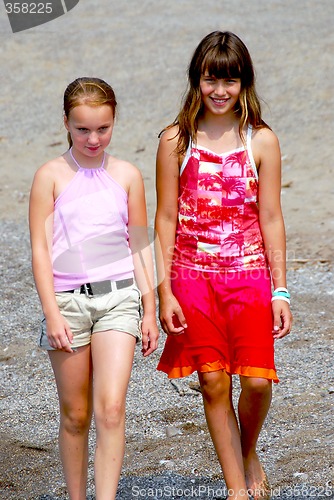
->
xmin=214 ymin=81 xmax=227 ymax=96
xmin=88 ymin=131 xmax=99 ymax=144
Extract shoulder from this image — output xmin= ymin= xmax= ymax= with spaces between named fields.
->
xmin=106 ymin=155 xmax=143 ymax=192
xmin=157 ymin=125 xmax=182 ymax=170
xmin=29 ymin=156 xmax=68 ymax=216
xmin=251 ymin=126 xmax=281 ymax=168
xmin=252 ymin=126 xmax=280 ymax=149
xmin=32 ymin=155 xmax=66 ymax=186
xmin=160 ymin=124 xmax=179 ymax=140
xmin=158 ymin=125 xmax=179 ymax=150
xmin=108 ymin=155 xmax=142 ymax=177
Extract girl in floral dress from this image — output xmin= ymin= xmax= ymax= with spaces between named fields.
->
xmin=155 ymin=31 xmax=292 ymax=499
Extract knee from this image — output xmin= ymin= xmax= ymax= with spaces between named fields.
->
xmin=199 ymin=371 xmax=231 ymax=404
xmin=61 ymin=406 xmax=92 ymax=436
xmin=242 ymin=377 xmax=272 ymax=399
xmin=95 ymin=401 xmax=125 ymax=430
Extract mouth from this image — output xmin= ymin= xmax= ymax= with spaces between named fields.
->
xmin=87 ymin=146 xmax=100 ymax=151
xmin=211 ymin=97 xmax=229 ymax=106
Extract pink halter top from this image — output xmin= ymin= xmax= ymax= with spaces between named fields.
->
xmin=52 ymin=157 xmax=134 ymax=291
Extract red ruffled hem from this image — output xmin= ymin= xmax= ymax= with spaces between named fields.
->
xmin=157 ymin=359 xmax=279 ymax=383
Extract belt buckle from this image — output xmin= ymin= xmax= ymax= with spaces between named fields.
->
xmin=81 ymin=279 xmax=133 ymax=296
xmin=83 ymin=283 xmax=93 ymax=297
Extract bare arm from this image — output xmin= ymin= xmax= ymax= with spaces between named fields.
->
xmin=154 ymin=127 xmax=187 ymax=335
xmin=29 ymin=163 xmax=74 ymax=352
xmin=127 ymin=165 xmax=159 ymax=356
xmin=254 ymin=128 xmax=293 ymax=338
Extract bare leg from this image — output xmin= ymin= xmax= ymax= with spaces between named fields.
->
xmin=49 ymin=345 xmax=93 ymax=500
xmin=238 ymin=376 xmax=272 ymax=499
xmin=198 ymin=370 xmax=248 ymax=499
xmin=91 ymin=330 xmax=136 ymax=500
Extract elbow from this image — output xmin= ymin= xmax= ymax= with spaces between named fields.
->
xmin=31 ymin=245 xmax=51 ymax=268
xmin=259 ymin=207 xmax=284 ymax=228
xmin=155 ymin=209 xmax=178 ymax=228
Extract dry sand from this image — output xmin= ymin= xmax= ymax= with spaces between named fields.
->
xmin=0 ymin=0 xmax=333 ymax=498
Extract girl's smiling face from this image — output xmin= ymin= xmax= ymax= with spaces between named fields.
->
xmin=64 ymin=104 xmax=114 ymax=162
xmin=200 ymin=73 xmax=241 ymax=117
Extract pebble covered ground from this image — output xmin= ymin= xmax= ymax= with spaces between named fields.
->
xmin=1 ymin=0 xmax=333 ymax=498
xmin=0 ymin=221 xmax=333 ymax=499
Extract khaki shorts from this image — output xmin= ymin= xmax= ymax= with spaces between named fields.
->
xmin=39 ymin=284 xmax=142 ymax=350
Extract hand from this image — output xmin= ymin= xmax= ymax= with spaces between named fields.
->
xmin=158 ymin=293 xmax=187 ymax=336
xmin=272 ymin=300 xmax=293 ymax=339
xmin=141 ymin=313 xmax=159 ymax=357
xmin=45 ymin=312 xmax=74 ymax=353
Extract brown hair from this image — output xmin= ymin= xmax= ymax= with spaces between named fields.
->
xmin=165 ymin=31 xmax=268 ymax=157
xmin=63 ymin=77 xmax=117 ymax=147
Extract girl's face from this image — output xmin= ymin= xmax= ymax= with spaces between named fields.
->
xmin=64 ymin=104 xmax=114 ymax=159
xmin=199 ymin=73 xmax=241 ymax=117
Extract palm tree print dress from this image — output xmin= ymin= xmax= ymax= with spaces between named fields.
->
xmin=157 ymin=126 xmax=278 ymax=382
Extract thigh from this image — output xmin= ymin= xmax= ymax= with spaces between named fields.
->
xmin=49 ymin=345 xmax=93 ymax=414
xmin=91 ymin=330 xmax=136 ymax=409
xmin=171 ymin=266 xmax=228 ymax=365
xmin=40 ymin=293 xmax=93 ymax=350
xmin=92 ymin=286 xmax=142 ymax=342
xmin=222 ymin=270 xmax=275 ymax=372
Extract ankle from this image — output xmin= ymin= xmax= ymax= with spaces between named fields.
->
xmin=242 ymin=449 xmax=258 ymax=462
xmin=226 ymin=490 xmax=250 ymax=500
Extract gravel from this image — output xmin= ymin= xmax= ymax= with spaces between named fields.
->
xmin=0 ymin=220 xmax=333 ymax=499
xmin=1 ymin=0 xmax=333 ymax=497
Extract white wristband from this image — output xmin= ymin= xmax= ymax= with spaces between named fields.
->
xmin=271 ymin=295 xmax=290 ymax=305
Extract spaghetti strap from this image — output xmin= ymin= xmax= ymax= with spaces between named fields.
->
xmin=180 ymin=140 xmax=193 ymax=175
xmin=246 ymin=125 xmax=258 ymax=180
xmin=246 ymin=124 xmax=253 ymax=147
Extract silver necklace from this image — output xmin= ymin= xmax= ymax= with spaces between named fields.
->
xmin=69 ymin=147 xmax=106 ymax=170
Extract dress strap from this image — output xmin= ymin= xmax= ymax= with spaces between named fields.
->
xmin=246 ymin=124 xmax=253 ymax=148
xmin=180 ymin=140 xmax=193 ymax=176
xmin=246 ymin=125 xmax=258 ymax=180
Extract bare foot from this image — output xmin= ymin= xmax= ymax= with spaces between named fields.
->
xmin=243 ymin=452 xmax=271 ymax=500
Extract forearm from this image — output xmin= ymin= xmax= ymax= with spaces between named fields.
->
xmin=128 ymin=223 xmax=157 ymax=314
xmin=154 ymin=216 xmax=176 ymax=298
xmin=32 ymin=247 xmax=75 ymax=351
xmin=261 ymin=217 xmax=287 ymax=289
xmin=261 ymin=218 xmax=293 ymax=338
xmin=154 ymin=215 xmax=188 ymax=333
xmin=31 ymin=248 xmax=58 ymax=317
xmin=132 ymin=245 xmax=156 ymax=314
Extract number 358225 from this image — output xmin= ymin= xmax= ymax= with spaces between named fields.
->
xmin=5 ymin=3 xmax=53 ymax=14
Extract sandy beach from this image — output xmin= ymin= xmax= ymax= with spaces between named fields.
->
xmin=0 ymin=0 xmax=333 ymax=498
